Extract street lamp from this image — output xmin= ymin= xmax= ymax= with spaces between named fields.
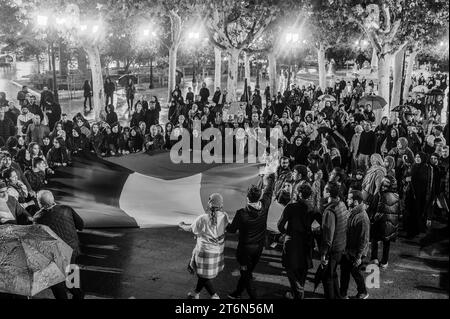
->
xmin=36 ymin=14 xmax=59 ymax=104
xmin=187 ymin=31 xmax=201 ymax=89
xmin=285 ymin=31 xmax=301 ymax=90
xmin=141 ymin=27 xmax=158 ymax=89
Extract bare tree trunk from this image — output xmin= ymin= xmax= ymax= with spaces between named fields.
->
xmin=227 ymin=49 xmax=241 ymax=102
xmin=318 ymin=43 xmax=327 ymax=90
xmin=403 ymin=50 xmax=418 ymax=103
xmin=168 ymin=46 xmax=178 ymax=102
xmin=244 ymin=52 xmax=251 ymax=83
xmin=36 ymin=54 xmax=41 ymax=74
xmin=214 ymin=47 xmax=221 ymax=90
xmin=85 ymin=45 xmax=105 ymax=121
xmin=268 ymin=51 xmax=277 ymax=97
xmin=167 ymin=11 xmax=182 ymax=104
xmin=77 ymin=48 xmax=88 ymax=76
xmin=377 ymin=52 xmax=393 ymax=120
xmin=59 ymin=41 xmax=68 ymax=77
xmin=371 ymin=47 xmax=378 ymax=72
xmin=391 ymin=47 xmax=406 ymax=109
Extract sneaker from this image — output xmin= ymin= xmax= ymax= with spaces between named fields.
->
xmin=370 ymin=259 xmax=379 ymax=266
xmin=187 ymin=292 xmax=200 ymax=299
xmin=341 ymin=296 xmax=349 ymax=300
xmin=211 ymin=294 xmax=220 ymax=299
xmin=354 ymin=293 xmax=369 ymax=299
xmin=380 ymin=263 xmax=388 ymax=270
xmin=227 ymin=292 xmax=241 ymax=299
xmin=284 ymin=291 xmax=294 ymax=300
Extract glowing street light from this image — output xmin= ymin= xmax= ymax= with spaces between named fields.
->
xmin=37 ymin=15 xmax=49 ymax=27
xmin=139 ymin=26 xmax=159 ymax=89
xmin=285 ymin=32 xmax=299 ymax=43
xmin=92 ymin=24 xmax=100 ymax=34
xmin=188 ymin=32 xmax=200 ymax=40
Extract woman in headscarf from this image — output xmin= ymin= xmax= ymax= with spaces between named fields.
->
xmin=46 ymin=137 xmax=71 ymax=169
xmin=405 ymin=152 xmax=434 ymax=238
xmin=289 ymin=136 xmax=309 ymax=166
xmin=277 ymin=183 xmax=314 ymax=299
xmin=384 ymin=156 xmax=396 ymax=178
xmin=362 ymin=154 xmax=386 ymax=205
xmin=179 ymin=193 xmax=229 ymax=299
xmin=375 ymin=116 xmax=390 ymax=153
xmin=370 ymin=175 xmax=400 ymax=269
xmin=381 ymin=128 xmax=399 ymax=156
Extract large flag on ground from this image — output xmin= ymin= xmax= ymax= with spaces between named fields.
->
xmin=48 ymin=153 xmax=284 ymax=232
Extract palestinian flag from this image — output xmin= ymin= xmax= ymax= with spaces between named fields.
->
xmin=47 ymin=152 xmax=284 ymax=232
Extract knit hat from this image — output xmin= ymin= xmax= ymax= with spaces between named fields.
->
xmin=208 ymin=193 xmax=223 ymax=209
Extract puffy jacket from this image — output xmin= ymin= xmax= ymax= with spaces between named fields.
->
xmin=321 ymin=198 xmax=349 ymax=255
xmin=372 ymin=190 xmax=400 ymax=241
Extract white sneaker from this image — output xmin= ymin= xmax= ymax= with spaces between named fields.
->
xmin=187 ymin=292 xmax=200 ymax=299
xmin=380 ymin=263 xmax=388 ymax=270
xmin=211 ymin=294 xmax=220 ymax=299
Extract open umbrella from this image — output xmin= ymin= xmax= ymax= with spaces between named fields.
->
xmin=412 ymin=85 xmax=429 ymax=94
xmin=0 ymin=224 xmax=73 ymax=297
xmin=427 ymin=88 xmax=444 ymax=96
xmin=358 ymin=95 xmax=387 ymax=110
xmin=318 ymin=94 xmax=337 ymax=102
xmin=391 ymin=105 xmax=408 ymax=113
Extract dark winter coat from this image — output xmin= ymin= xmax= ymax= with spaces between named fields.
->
xmin=371 ymin=189 xmax=400 ymax=242
xmin=277 ymin=199 xmax=314 ymax=270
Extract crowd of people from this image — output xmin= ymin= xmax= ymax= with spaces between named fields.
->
xmin=0 ymin=68 xmax=448 ymax=299
xmin=176 ymin=74 xmax=449 ymax=300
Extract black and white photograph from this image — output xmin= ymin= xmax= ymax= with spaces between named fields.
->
xmin=0 ymin=0 xmax=448 ymax=309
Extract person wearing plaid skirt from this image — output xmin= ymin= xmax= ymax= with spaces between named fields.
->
xmin=179 ymin=193 xmax=229 ymax=299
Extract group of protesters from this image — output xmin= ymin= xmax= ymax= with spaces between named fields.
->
xmin=0 ymin=68 xmax=448 ymax=300
xmin=176 ymin=73 xmax=449 ymax=300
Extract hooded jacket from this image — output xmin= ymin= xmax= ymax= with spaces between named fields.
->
xmin=227 ymin=174 xmax=275 ymax=247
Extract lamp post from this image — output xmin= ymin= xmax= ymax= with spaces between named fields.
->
xmin=142 ymin=28 xmax=157 ymax=89
xmin=188 ymin=31 xmax=201 ymax=89
xmin=187 ymin=31 xmax=200 ymax=91
xmin=37 ymin=14 xmax=59 ymax=103
xmin=285 ymin=32 xmax=300 ymax=91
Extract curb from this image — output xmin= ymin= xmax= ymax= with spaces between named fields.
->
xmin=10 ymin=80 xmax=41 ymax=98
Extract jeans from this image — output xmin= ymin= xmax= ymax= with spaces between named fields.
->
xmin=106 ymin=94 xmax=114 ymax=107
xmin=286 ymin=268 xmax=307 ymax=299
xmin=371 ymin=240 xmax=391 ymax=265
xmin=195 ymin=276 xmax=216 ymax=296
xmin=322 ymin=252 xmax=343 ymax=300
xmin=127 ymin=98 xmax=134 ymax=111
xmin=234 ymin=244 xmax=264 ymax=299
xmin=84 ymin=96 xmax=92 ymax=110
xmin=340 ymin=254 xmax=367 ymax=297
